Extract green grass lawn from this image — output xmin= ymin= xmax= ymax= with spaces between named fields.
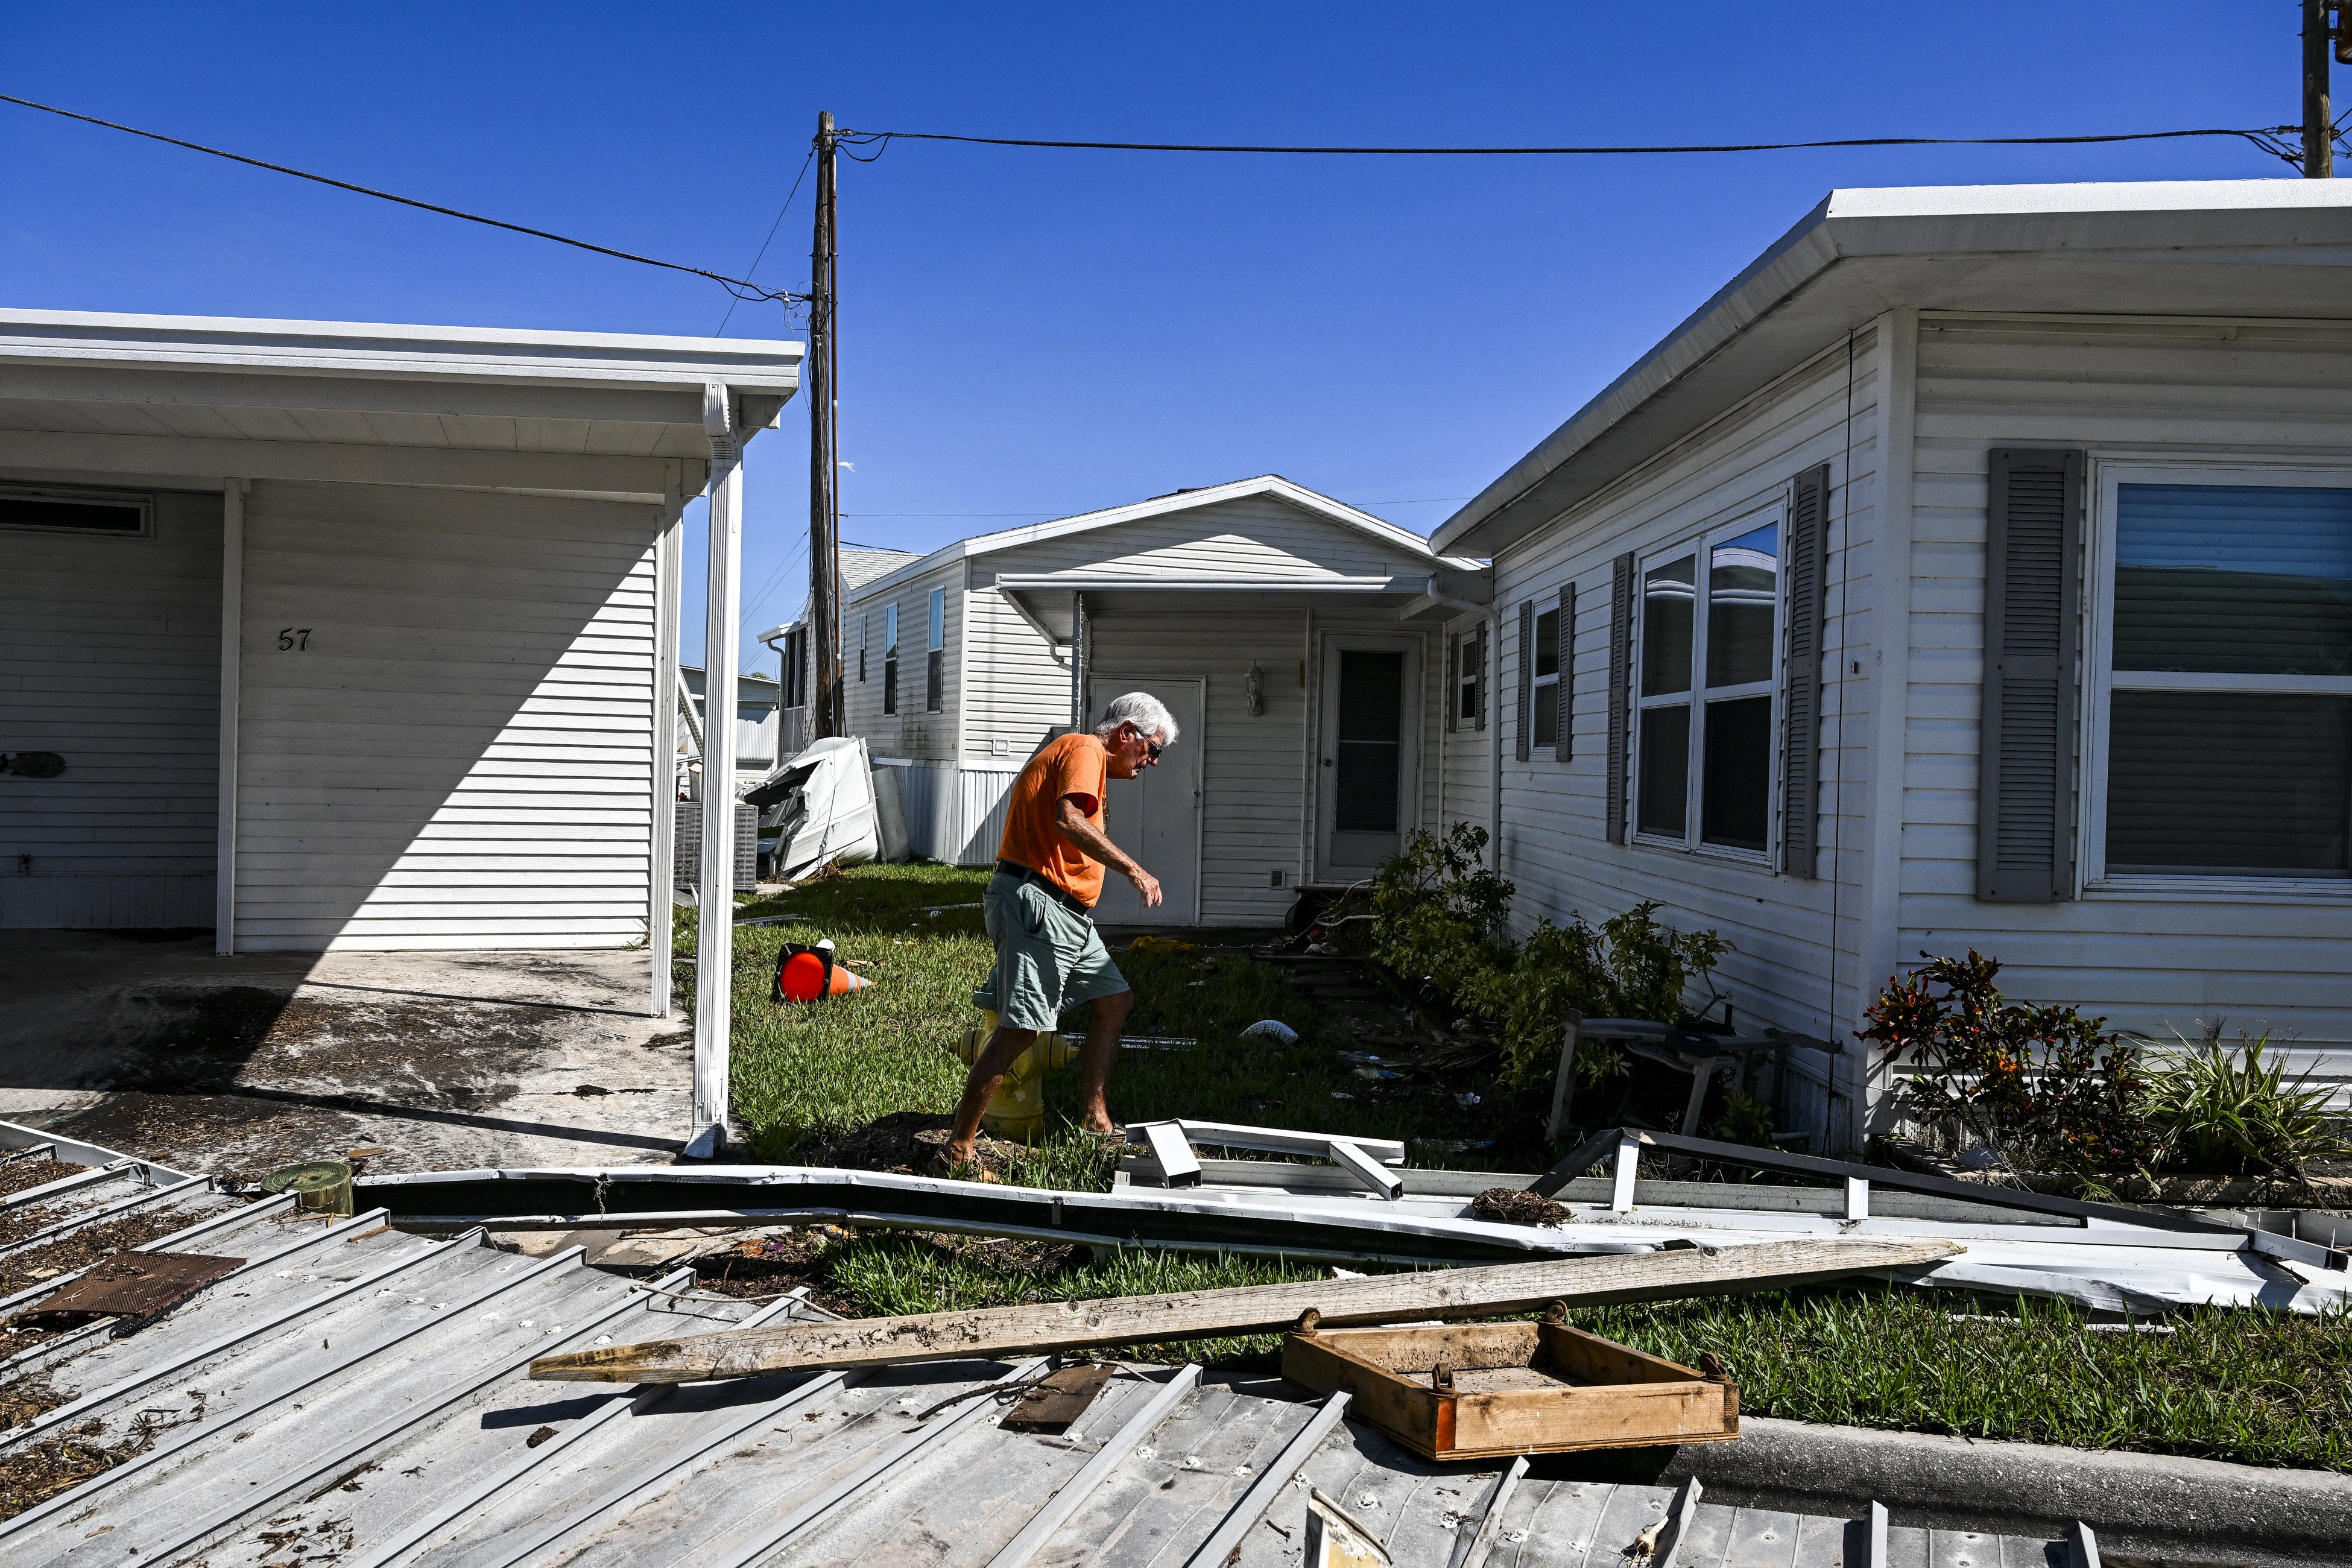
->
xmin=683 ymin=864 xmax=2352 ymax=1473
xmin=691 ymin=862 xmax=1555 ymax=1172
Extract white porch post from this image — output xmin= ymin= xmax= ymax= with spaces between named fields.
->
xmin=214 ymin=478 xmax=245 ymax=955
xmin=692 ymin=386 xmax=743 ymax=1150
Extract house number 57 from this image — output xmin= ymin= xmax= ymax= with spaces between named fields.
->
xmin=277 ymin=628 xmax=312 ymax=651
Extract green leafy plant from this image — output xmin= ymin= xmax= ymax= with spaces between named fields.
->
xmin=1482 ymin=902 xmax=1731 ymax=1086
xmin=1859 ymin=950 xmax=2157 ymax=1180
xmin=1368 ymin=823 xmax=1516 ymax=996
xmin=2145 ymin=1025 xmax=2352 ymax=1183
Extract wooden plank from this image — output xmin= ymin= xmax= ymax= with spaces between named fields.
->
xmin=996 ymin=1362 xmax=1116 ymax=1434
xmin=533 ymin=1239 xmax=1962 ymax=1384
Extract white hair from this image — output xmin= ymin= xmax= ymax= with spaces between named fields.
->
xmin=1095 ymin=691 xmax=1178 ymax=745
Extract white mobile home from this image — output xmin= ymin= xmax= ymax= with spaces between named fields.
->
xmin=0 ymin=309 xmax=799 ymax=1056
xmin=1432 ymin=179 xmax=2352 ymax=1136
xmin=823 ymin=476 xmax=1493 ymax=924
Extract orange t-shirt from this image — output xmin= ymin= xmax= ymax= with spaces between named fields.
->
xmin=997 ymin=732 xmax=1110 ymax=906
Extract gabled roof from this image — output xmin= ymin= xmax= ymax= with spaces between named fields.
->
xmin=1434 ymin=177 xmax=2352 ymax=558
xmin=849 ymin=474 xmax=1480 ymax=604
xmin=755 ymin=547 xmax=924 ymax=643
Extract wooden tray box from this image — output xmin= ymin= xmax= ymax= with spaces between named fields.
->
xmin=1281 ymin=1321 xmax=1738 ymax=1461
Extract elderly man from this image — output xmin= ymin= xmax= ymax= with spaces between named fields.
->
xmin=939 ymin=692 xmax=1178 ymax=1175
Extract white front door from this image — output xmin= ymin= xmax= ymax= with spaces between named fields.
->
xmin=1089 ymin=678 xmax=1204 ymax=925
xmin=1315 ymin=635 xmax=1419 ymax=884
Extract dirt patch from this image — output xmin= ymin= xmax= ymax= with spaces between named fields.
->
xmin=689 ymin=1230 xmax=859 ymax=1318
xmin=0 ymin=1160 xmax=88 ymax=1201
xmin=796 ymin=1111 xmax=1022 ymax=1177
xmin=1470 ymin=1187 xmax=1569 ymax=1227
xmin=0 ymin=1209 xmax=239 ymax=1299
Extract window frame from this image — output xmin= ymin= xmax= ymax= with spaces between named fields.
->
xmin=882 ymin=602 xmax=900 ymax=716
xmin=0 ymin=482 xmax=154 ymax=539
xmin=925 ymin=586 xmax=946 ymax=712
xmin=1531 ymin=595 xmax=1566 ymax=758
xmin=1630 ymin=501 xmax=1788 ymax=865
xmin=1455 ymin=625 xmax=1486 ymax=731
xmin=857 ymin=612 xmax=868 ymax=683
xmin=2081 ymin=457 xmax=2352 ymax=899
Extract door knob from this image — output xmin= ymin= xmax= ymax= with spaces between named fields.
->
xmin=1321 ymin=758 xmax=1332 ymax=768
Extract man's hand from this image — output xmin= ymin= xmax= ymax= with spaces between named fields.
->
xmin=1055 ymin=795 xmax=1156 ymax=902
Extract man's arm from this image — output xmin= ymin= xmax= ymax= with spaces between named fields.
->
xmin=1056 ymin=796 xmax=1162 ymax=907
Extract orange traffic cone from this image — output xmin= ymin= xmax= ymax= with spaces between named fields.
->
xmin=773 ymin=939 xmax=873 ymax=1003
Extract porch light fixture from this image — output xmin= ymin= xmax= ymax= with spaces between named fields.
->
xmin=1245 ymin=663 xmax=1265 ymax=716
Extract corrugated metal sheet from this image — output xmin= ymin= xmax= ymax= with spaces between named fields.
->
xmin=0 ymin=1125 xmax=2104 ymax=1566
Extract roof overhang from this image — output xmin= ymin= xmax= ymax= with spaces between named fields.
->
xmin=1435 ymin=178 xmax=2352 ymax=558
xmin=0 ymin=308 xmax=805 ymax=504
xmin=998 ymin=568 xmax=1493 ymax=644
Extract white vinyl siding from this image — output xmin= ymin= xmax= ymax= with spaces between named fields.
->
xmin=1438 ymin=610 xmax=1491 ymax=836
xmin=232 ymin=480 xmax=662 ymax=952
xmin=847 ymin=564 xmax=959 ymax=760
xmin=984 ymin=493 xmax=1418 ymax=582
xmin=960 ymin=584 xmax=1069 ymax=763
xmin=1490 ymin=331 xmax=1882 ymax=1055
xmin=1908 ymin=314 xmax=2352 ymax=1085
xmin=0 ymin=487 xmax=221 ymax=928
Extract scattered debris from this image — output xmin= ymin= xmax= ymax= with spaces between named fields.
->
xmin=1304 ymin=1485 xmax=1392 ymax=1567
xmin=1241 ymin=1020 xmax=1299 ymax=1044
xmin=996 ymin=1363 xmax=1118 ymax=1434
xmin=1469 ymin=1189 xmax=1567 ymax=1228
xmin=258 ymin=1160 xmax=353 ymax=1216
xmin=1125 ymin=935 xmax=1198 ymax=954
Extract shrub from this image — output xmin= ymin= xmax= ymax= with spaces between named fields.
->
xmin=1368 ymin=823 xmax=1516 ymax=997
xmin=1481 ymin=903 xmax=1731 ymax=1086
xmin=1369 ymin=827 xmax=1731 ymax=1090
xmin=1860 ymin=950 xmax=2157 ymax=1180
xmin=2145 ymin=1025 xmax=2352 ymax=1183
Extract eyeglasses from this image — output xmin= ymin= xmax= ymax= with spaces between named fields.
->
xmin=1144 ymin=741 xmax=1165 ymax=762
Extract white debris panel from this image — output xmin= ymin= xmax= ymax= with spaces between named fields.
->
xmin=746 ymin=735 xmax=880 ymax=880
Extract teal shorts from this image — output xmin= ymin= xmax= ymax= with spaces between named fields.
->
xmin=972 ymin=871 xmax=1130 ymax=1031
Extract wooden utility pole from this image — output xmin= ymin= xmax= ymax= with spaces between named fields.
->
xmin=2307 ymin=0 xmax=2341 ymax=178
xmin=809 ymin=112 xmax=844 ymax=735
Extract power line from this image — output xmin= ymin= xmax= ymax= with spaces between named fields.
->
xmin=0 ymin=91 xmax=805 ymax=312
xmin=843 ymin=124 xmax=2304 ymax=159
xmin=716 ymin=144 xmax=819 ymax=335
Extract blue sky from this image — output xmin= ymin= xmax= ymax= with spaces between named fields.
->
xmin=3 ymin=2 xmax=2329 ymax=671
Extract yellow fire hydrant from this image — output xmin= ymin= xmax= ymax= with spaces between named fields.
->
xmin=953 ymin=1010 xmax=1080 ymax=1145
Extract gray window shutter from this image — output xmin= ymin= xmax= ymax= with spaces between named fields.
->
xmin=1556 ymin=581 xmax=1575 ymax=762
xmin=1445 ymin=636 xmax=1458 ymax=734
xmin=1604 ymin=552 xmax=1634 ymax=841
xmin=1781 ymin=463 xmax=1831 ymax=877
xmin=1473 ymin=622 xmax=1487 ymax=732
xmin=1977 ymin=448 xmax=2085 ymax=902
xmin=1516 ymin=601 xmax=1534 ymax=762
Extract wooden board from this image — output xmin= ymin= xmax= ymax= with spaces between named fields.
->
xmin=1280 ymin=1321 xmax=1738 ymax=1462
xmin=997 ymin=1363 xmax=1116 ymax=1433
xmin=529 ymin=1238 xmax=1959 ymax=1383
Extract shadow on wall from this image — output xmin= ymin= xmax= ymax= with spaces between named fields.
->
xmin=232 ymin=481 xmax=665 ymax=955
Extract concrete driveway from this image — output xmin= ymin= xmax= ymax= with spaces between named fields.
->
xmin=0 ymin=931 xmax=693 ymax=1179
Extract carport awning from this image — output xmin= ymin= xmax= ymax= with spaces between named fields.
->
xmin=0 ymin=310 xmax=804 ymax=502
xmin=994 ymin=571 xmax=1492 ymax=645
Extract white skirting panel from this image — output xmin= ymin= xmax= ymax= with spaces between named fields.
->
xmin=883 ymin=762 xmax=1017 ymax=865
xmin=0 ymin=874 xmax=214 ymax=930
